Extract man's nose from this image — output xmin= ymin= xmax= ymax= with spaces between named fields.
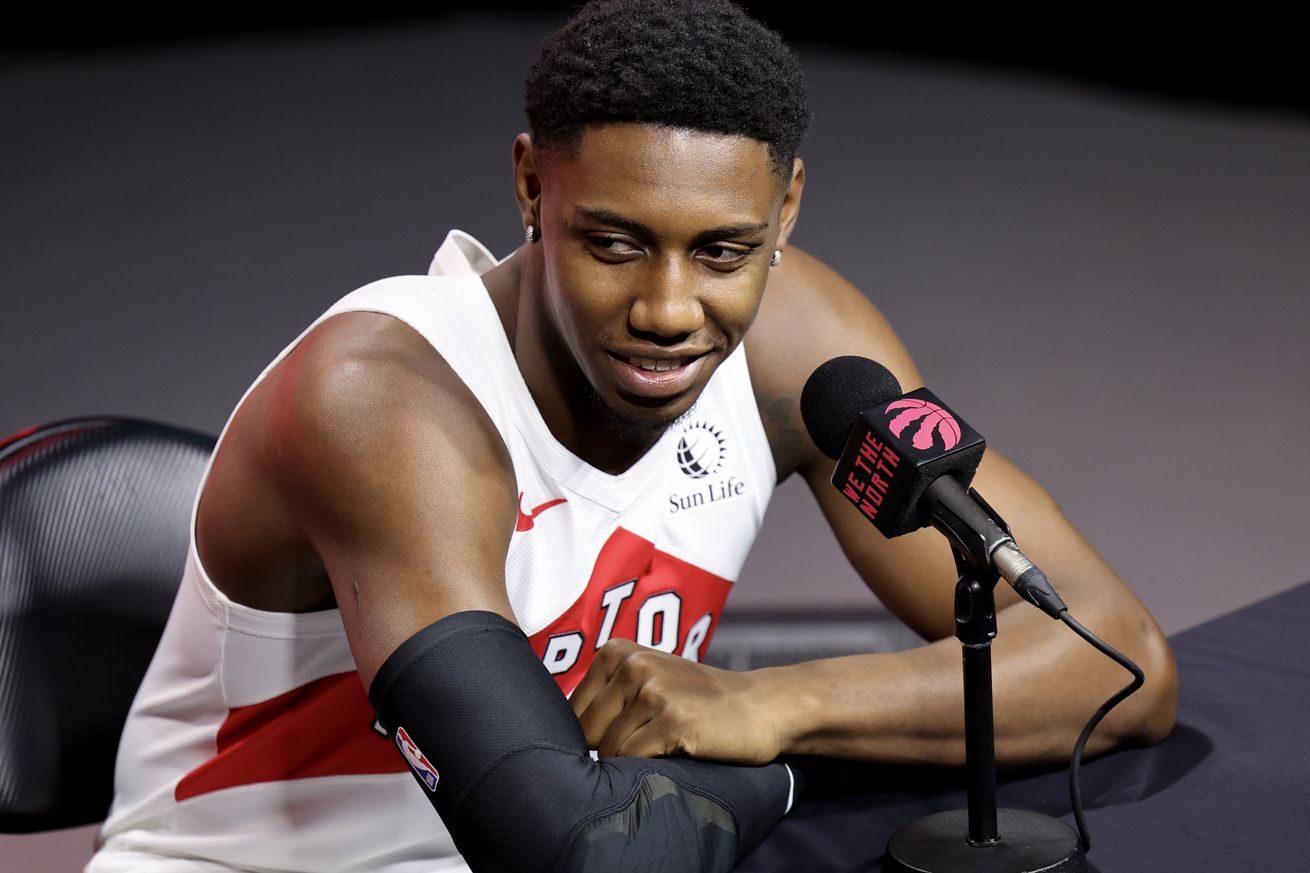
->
xmin=627 ymin=256 xmax=705 ymax=339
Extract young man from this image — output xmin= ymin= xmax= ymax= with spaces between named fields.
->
xmin=89 ymin=2 xmax=1176 ymax=871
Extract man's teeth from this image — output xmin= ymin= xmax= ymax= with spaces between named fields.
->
xmin=629 ymin=356 xmax=682 ymax=372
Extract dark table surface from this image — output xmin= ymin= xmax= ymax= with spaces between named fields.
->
xmin=738 ymin=580 xmax=1310 ymax=872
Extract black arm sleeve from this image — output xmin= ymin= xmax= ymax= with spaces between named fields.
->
xmin=367 ymin=610 xmax=793 ymax=873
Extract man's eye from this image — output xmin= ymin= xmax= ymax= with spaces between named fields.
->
xmin=700 ymin=245 xmax=751 ymax=266
xmin=592 ymin=236 xmax=639 ymax=255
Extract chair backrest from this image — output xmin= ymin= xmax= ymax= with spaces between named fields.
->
xmin=0 ymin=417 xmax=216 ymax=832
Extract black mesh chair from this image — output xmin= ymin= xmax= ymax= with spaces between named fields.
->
xmin=0 ymin=417 xmax=216 ymax=832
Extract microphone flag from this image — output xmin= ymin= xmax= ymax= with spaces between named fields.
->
xmin=832 ymin=388 xmax=986 ymax=538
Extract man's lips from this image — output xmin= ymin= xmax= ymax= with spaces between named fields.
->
xmin=603 ymin=350 xmax=711 ymax=399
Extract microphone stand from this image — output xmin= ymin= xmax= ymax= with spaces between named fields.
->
xmin=883 ymin=496 xmax=1085 ymax=873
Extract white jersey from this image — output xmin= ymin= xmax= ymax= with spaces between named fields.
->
xmin=87 ymin=229 xmax=778 ymax=873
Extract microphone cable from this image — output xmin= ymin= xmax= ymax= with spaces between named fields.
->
xmin=1055 ymin=610 xmax=1146 ymax=853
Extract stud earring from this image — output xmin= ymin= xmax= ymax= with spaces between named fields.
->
xmin=770 ymin=249 xmax=782 ymax=267
xmin=525 ymin=224 xmax=539 ymax=244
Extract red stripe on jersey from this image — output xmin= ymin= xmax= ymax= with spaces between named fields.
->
xmin=529 ymin=527 xmax=733 ymax=696
xmin=175 ymin=527 xmax=731 ymax=800
xmin=175 ymin=672 xmax=403 ymax=802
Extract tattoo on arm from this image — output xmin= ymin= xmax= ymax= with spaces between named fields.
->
xmin=762 ymin=397 xmax=807 ymax=484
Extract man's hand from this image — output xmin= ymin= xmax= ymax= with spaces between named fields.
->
xmin=569 ymin=639 xmax=785 ymax=766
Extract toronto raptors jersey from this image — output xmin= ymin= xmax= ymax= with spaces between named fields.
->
xmin=87 ymin=229 xmax=778 ymax=873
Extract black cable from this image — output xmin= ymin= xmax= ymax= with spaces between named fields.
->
xmin=1056 ymin=610 xmax=1146 ymax=853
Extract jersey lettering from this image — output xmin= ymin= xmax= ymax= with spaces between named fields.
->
xmin=542 ymin=631 xmax=585 ymax=675
xmin=596 ymin=579 xmax=638 ymax=649
xmin=680 ymin=612 xmax=713 ymax=661
xmin=528 ymin=527 xmax=733 ymax=696
xmin=637 ymin=591 xmax=682 ymax=652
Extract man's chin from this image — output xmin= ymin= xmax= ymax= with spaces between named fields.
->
xmin=586 ymin=385 xmax=693 ymax=444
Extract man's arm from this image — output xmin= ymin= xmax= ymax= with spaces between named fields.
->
xmin=264 ymin=310 xmax=794 ymax=872
xmin=569 ymin=246 xmax=1177 ymax=769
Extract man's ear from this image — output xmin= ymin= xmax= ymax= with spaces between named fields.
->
xmin=511 ymin=132 xmax=544 ymax=230
xmin=775 ymin=157 xmax=805 ymax=250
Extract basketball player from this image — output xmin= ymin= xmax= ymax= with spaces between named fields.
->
xmin=88 ymin=2 xmax=1176 ymax=871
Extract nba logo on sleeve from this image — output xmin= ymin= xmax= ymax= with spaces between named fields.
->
xmin=394 ymin=726 xmax=440 ymax=792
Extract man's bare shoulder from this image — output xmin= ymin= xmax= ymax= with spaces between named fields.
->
xmin=269 ymin=310 xmax=483 ymax=447
xmin=744 ymin=245 xmax=924 ymax=480
xmin=261 ymin=309 xmax=515 ymax=525
xmin=197 ymin=310 xmax=517 ymax=628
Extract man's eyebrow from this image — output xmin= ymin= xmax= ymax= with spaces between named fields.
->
xmin=573 ymin=206 xmax=770 ymax=242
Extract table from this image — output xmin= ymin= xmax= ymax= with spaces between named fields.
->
xmin=738 ymin=581 xmax=1310 ymax=871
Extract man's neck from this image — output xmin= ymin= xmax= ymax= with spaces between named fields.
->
xmin=479 ymin=246 xmax=667 ymax=476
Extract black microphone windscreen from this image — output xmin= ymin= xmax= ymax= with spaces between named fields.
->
xmin=800 ymin=356 xmax=904 ymax=460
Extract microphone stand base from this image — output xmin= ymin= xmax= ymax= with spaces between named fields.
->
xmin=884 ymin=808 xmax=1086 ymax=873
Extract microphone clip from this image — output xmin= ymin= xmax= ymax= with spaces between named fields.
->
xmin=953 ymin=562 xmax=999 ymax=650
xmin=924 ymin=479 xmax=1015 ymax=572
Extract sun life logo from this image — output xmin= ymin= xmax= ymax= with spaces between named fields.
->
xmin=676 ymin=421 xmax=727 ymax=479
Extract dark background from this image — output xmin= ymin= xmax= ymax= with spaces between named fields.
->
xmin=3 ymin=7 xmax=1307 ymax=869
xmin=7 ymin=4 xmax=1306 ymax=114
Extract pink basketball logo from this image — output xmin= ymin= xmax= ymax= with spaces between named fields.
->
xmin=885 ymin=399 xmax=962 ymax=451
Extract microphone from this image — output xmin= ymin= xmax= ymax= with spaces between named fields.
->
xmin=800 ymin=356 xmax=1067 ymax=619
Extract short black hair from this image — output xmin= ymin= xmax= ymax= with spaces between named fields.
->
xmin=524 ymin=0 xmax=811 ymax=182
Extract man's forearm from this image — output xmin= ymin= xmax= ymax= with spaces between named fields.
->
xmin=570 ymin=575 xmax=1177 ymax=770
xmin=756 ymin=593 xmax=1178 ymax=768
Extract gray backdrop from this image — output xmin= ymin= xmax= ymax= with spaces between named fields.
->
xmin=3 ymin=11 xmax=1308 ymax=870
